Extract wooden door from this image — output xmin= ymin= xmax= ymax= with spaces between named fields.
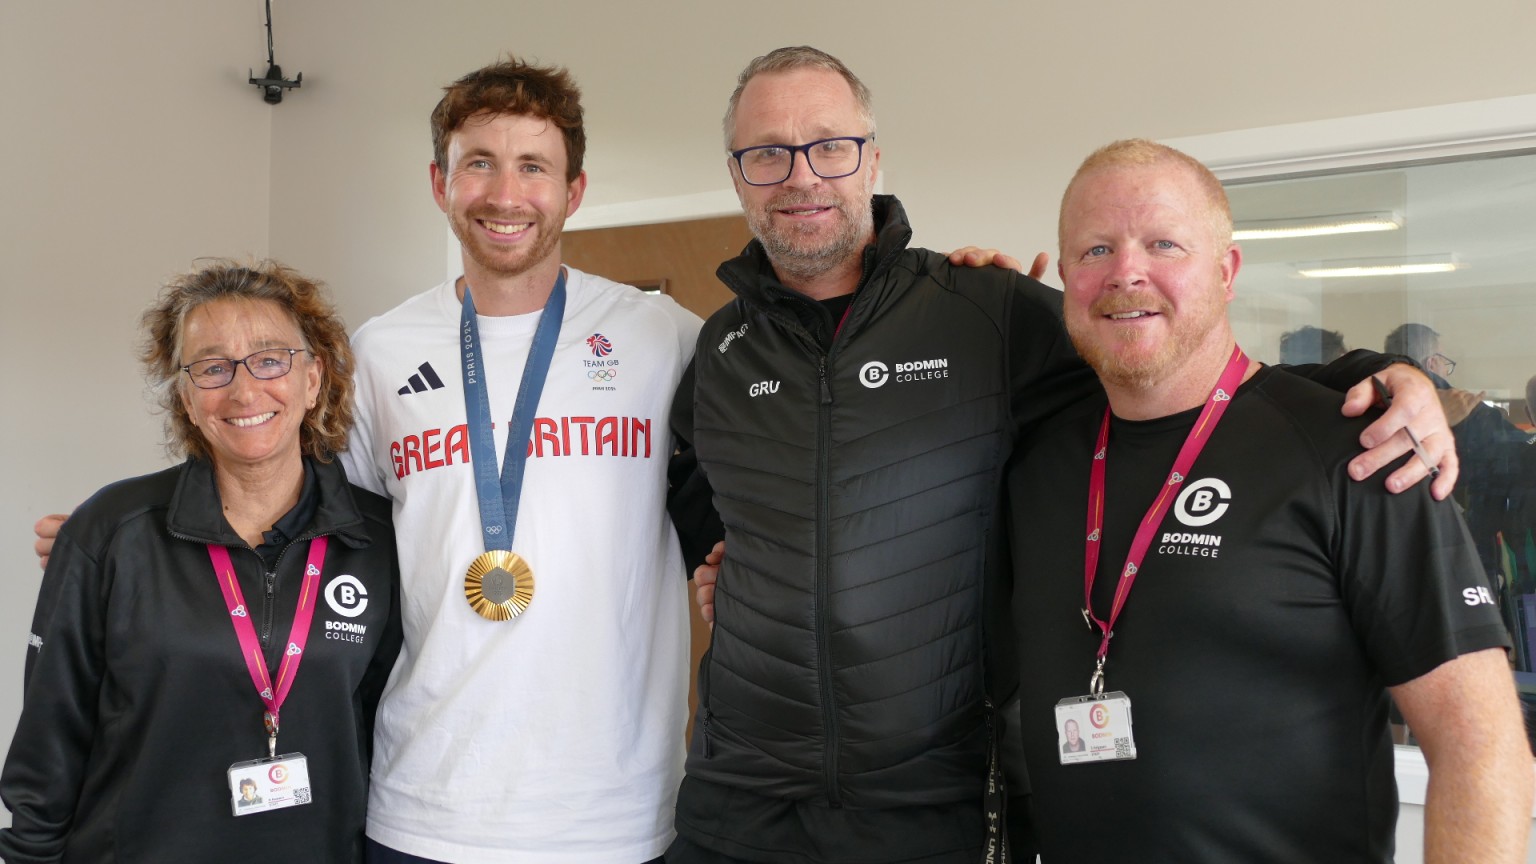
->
xmin=563 ymin=215 xmax=748 ymax=319
xmin=563 ymin=214 xmax=752 ymax=739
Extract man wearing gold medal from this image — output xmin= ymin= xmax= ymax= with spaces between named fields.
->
xmin=1008 ymin=139 xmax=1532 ymax=862
xmin=338 ymin=61 xmax=702 ymax=863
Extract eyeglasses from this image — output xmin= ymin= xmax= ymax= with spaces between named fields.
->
xmin=730 ymin=136 xmax=872 ymax=187
xmin=182 ymin=348 xmax=307 ymax=389
xmin=1426 ymin=352 xmax=1457 ymax=375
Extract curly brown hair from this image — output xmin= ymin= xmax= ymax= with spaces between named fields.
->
xmin=140 ymin=259 xmax=354 ymax=462
xmin=430 ymin=58 xmax=585 ymax=181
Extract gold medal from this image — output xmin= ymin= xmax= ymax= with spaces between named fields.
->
xmin=464 ymin=550 xmax=534 ymax=621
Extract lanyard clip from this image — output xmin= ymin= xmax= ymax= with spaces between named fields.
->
xmin=1081 ymin=607 xmax=1095 ymax=632
xmin=264 ymin=710 xmax=279 ymax=759
xmin=1090 ymin=656 xmax=1106 ymax=697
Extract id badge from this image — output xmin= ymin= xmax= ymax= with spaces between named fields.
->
xmin=1054 ymin=692 xmax=1137 ymax=764
xmin=227 ymin=753 xmax=313 ymax=816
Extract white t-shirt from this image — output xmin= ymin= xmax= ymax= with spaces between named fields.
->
xmin=342 ymin=269 xmax=701 ymax=863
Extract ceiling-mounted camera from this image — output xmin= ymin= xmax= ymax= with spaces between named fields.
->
xmin=249 ymin=0 xmax=300 ymax=105
xmin=250 ymin=63 xmax=301 ymax=105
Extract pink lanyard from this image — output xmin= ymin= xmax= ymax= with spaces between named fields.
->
xmin=207 ymin=537 xmax=328 ymax=757
xmin=1082 ymin=346 xmax=1248 ymax=693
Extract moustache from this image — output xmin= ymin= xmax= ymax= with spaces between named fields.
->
xmin=766 ymin=192 xmax=840 ymax=212
xmin=1090 ymin=294 xmax=1172 ymax=317
xmin=468 ymin=209 xmax=541 ymax=223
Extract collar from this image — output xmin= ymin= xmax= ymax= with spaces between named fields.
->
xmin=716 ymin=194 xmax=915 ymax=345
xmin=264 ymin=458 xmax=318 ymax=545
xmin=165 ymin=455 xmax=372 ymax=550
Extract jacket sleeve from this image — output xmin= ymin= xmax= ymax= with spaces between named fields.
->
xmin=668 ymin=358 xmax=725 ymax=575
xmin=0 ymin=529 xmax=109 ymax=863
xmin=1277 ymin=348 xmax=1408 ymax=391
xmin=1005 ymin=275 xmax=1101 ymax=441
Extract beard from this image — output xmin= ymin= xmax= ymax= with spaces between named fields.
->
xmin=1067 ymin=289 xmax=1226 ymax=391
xmin=746 ymin=188 xmax=874 ymax=283
xmin=451 ymin=208 xmax=562 ymax=280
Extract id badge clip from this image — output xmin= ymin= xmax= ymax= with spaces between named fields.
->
xmin=227 ymin=753 xmax=313 ymax=816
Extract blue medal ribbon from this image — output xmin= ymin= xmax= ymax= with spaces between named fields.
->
xmin=459 ymin=270 xmax=566 ymax=552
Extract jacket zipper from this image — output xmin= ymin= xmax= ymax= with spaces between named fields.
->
xmin=816 ymin=354 xmax=841 ymax=806
xmin=259 ymin=570 xmax=278 ymax=648
xmin=254 ymin=539 xmax=300 ymax=649
xmin=169 ymin=527 xmax=307 ymax=654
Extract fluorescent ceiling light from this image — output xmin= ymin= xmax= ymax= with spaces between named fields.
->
xmin=1233 ymin=212 xmax=1400 ymax=241
xmin=1296 ymin=254 xmax=1459 ymax=279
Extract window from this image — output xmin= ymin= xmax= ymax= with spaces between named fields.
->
xmin=1224 ymin=150 xmax=1536 ymax=685
xmin=1168 ymin=100 xmax=1536 ymax=781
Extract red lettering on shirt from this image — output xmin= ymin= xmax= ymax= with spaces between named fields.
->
xmin=422 ymin=428 xmax=444 ymax=469
xmin=445 ymin=425 xmax=470 ymax=466
xmin=389 ymin=416 xmax=657 ymax=479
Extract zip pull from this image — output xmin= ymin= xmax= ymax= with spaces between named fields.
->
xmin=819 ymin=357 xmax=832 ymax=405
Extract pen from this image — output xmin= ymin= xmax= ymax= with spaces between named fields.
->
xmin=1371 ymin=376 xmax=1441 ymax=480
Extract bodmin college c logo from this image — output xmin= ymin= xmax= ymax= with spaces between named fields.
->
xmin=1174 ymin=477 xmax=1231 ymax=527
xmin=859 ymin=361 xmax=889 ymax=388
xmin=324 ymin=575 xmax=369 ymax=618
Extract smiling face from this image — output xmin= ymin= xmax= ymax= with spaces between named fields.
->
xmin=728 ymin=67 xmax=879 ymax=286
xmin=178 ymin=298 xmax=321 ymax=476
xmin=1059 ymin=160 xmax=1240 ymax=398
xmin=431 ymin=111 xmax=586 ymax=283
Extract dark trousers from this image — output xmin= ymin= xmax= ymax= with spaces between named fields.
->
xmin=366 ymin=836 xmax=662 ymax=864
xmin=666 ymin=829 xmax=1038 ymax=864
xmin=365 ymin=839 xmax=448 ymax=864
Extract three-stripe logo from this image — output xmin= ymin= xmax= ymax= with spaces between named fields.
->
xmin=397 ymin=362 xmax=446 ymax=396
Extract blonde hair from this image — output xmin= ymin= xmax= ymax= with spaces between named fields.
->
xmin=1059 ymin=138 xmax=1232 ymax=253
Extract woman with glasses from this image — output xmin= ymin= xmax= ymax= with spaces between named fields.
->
xmin=0 ymin=260 xmax=401 ymax=863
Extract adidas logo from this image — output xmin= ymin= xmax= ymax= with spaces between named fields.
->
xmin=398 ymin=362 xmax=446 ymax=396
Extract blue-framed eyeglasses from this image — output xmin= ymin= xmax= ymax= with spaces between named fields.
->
xmin=181 ymin=348 xmax=307 ymax=389
xmin=730 ymin=136 xmax=873 ymax=187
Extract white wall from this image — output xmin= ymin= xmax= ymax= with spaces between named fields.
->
xmin=0 ymin=0 xmax=273 ymax=828
xmin=5 ymin=0 xmax=1536 ymax=854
